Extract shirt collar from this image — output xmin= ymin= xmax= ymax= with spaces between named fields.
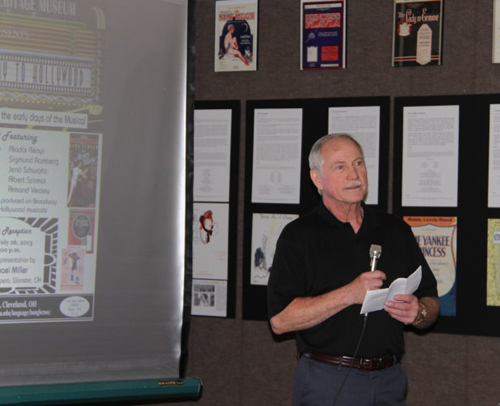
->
xmin=316 ymin=201 xmax=382 ymax=231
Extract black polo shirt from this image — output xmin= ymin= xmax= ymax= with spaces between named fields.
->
xmin=267 ymin=202 xmax=438 ymax=358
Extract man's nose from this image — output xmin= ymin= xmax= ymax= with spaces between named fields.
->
xmin=347 ymin=165 xmax=359 ymax=179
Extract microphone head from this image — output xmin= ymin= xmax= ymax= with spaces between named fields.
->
xmin=369 ymin=244 xmax=382 ymax=259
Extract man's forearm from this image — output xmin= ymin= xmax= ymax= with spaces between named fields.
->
xmin=270 ymin=286 xmax=352 ymax=335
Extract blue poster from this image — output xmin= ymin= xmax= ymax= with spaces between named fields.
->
xmin=301 ymin=0 xmax=346 ymax=70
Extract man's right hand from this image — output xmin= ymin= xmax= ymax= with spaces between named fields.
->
xmin=347 ymin=270 xmax=386 ymax=305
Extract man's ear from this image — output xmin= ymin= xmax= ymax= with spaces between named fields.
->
xmin=310 ymin=169 xmax=322 ymax=191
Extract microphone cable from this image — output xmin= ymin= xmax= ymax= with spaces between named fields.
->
xmin=331 ymin=309 xmax=369 ymax=406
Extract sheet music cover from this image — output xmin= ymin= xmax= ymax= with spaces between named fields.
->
xmin=404 ymin=216 xmax=457 ymax=316
xmin=214 ymin=0 xmax=258 ymax=72
xmin=300 ymin=0 xmax=346 ymax=69
xmin=392 ymin=0 xmax=443 ymax=67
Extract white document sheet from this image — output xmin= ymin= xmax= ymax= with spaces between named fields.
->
xmin=402 ymin=105 xmax=459 ymax=207
xmin=328 ymin=106 xmax=381 ymax=205
xmin=360 ymin=266 xmax=422 ymax=314
xmin=251 ymin=108 xmax=303 ymax=204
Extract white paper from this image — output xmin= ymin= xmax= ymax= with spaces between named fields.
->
xmin=328 ymin=106 xmax=381 ymax=205
xmin=251 ymin=108 xmax=303 ymax=204
xmin=193 ymin=202 xmax=229 ymax=280
xmin=488 ymin=104 xmax=500 ymax=207
xmin=402 ymin=105 xmax=459 ymax=207
xmin=194 ymin=109 xmax=232 ymax=202
xmin=360 ymin=266 xmax=422 ymax=314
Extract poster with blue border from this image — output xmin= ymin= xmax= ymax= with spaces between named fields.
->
xmin=300 ymin=0 xmax=346 ymax=70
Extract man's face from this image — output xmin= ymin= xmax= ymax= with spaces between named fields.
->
xmin=310 ymin=137 xmax=368 ymax=207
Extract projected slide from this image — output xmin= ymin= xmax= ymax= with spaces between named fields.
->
xmin=0 ymin=2 xmax=104 ymax=323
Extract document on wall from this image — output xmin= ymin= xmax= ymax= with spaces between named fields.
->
xmin=194 ymin=109 xmax=232 ymax=202
xmin=488 ymin=105 xmax=500 ymax=207
xmin=251 ymin=108 xmax=303 ymax=204
xmin=328 ymin=106 xmax=381 ymax=205
xmin=360 ymin=266 xmax=422 ymax=314
xmin=402 ymin=105 xmax=459 ymax=207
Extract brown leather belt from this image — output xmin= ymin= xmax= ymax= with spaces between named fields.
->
xmin=302 ymin=352 xmax=400 ymax=371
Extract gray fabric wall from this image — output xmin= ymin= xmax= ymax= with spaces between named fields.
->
xmin=181 ymin=1 xmax=500 ymax=405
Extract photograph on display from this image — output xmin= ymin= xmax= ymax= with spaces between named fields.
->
xmin=214 ymin=0 xmax=258 ymax=72
xmin=191 ymin=279 xmax=228 ymax=317
xmin=487 ymin=219 xmax=500 ymax=306
xmin=404 ymin=216 xmax=457 ymax=316
xmin=300 ymin=0 xmax=346 ymax=70
xmin=392 ymin=0 xmax=443 ymax=67
xmin=250 ymin=213 xmax=298 ymax=286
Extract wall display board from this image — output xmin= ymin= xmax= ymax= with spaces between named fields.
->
xmin=243 ymin=97 xmax=390 ymax=321
xmin=0 ymin=0 xmax=200 ymax=403
xmin=394 ymin=94 xmax=500 ymax=337
xmin=192 ymin=101 xmax=240 ymax=318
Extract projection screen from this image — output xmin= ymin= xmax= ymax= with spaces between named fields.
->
xmin=0 ymin=0 xmax=193 ymax=386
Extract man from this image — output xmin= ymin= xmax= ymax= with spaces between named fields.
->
xmin=267 ymin=133 xmax=439 ymax=406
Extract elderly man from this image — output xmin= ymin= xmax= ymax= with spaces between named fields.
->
xmin=267 ymin=133 xmax=439 ymax=406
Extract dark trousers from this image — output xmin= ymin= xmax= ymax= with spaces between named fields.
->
xmin=293 ymin=355 xmax=408 ymax=406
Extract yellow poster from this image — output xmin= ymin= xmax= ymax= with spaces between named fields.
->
xmin=487 ymin=219 xmax=500 ymax=306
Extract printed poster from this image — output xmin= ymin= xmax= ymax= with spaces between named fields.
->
xmin=392 ymin=0 xmax=443 ymax=67
xmin=405 ymin=216 xmax=457 ymax=316
xmin=215 ymin=0 xmax=258 ymax=72
xmin=300 ymin=0 xmax=346 ymax=69
xmin=0 ymin=2 xmax=105 ymax=324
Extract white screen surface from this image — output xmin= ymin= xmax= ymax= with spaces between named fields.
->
xmin=0 ymin=0 xmax=191 ymax=385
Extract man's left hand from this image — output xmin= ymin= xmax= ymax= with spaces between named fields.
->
xmin=384 ymin=294 xmax=419 ymax=325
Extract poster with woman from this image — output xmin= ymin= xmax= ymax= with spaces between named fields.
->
xmin=214 ymin=0 xmax=258 ymax=72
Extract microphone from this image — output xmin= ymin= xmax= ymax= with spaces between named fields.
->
xmin=364 ymin=244 xmax=382 ymax=319
xmin=369 ymin=244 xmax=382 ymax=271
